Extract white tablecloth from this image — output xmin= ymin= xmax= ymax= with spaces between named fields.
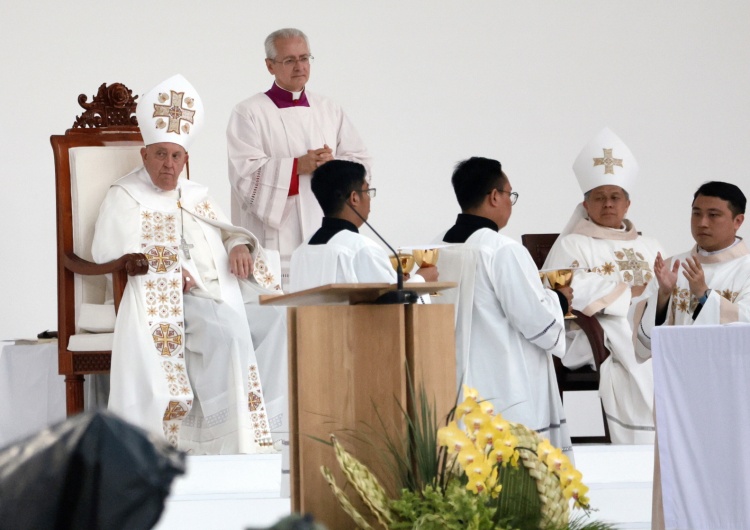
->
xmin=0 ymin=341 xmax=66 ymax=448
xmin=652 ymin=323 xmax=750 ymax=530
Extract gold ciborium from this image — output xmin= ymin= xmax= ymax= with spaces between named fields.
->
xmin=413 ymin=248 xmax=439 ymax=269
xmin=543 ymin=268 xmax=576 ymax=319
xmin=390 ymin=253 xmax=415 ymax=275
xmin=413 ymin=248 xmax=440 ymax=296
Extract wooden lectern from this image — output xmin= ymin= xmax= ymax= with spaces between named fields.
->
xmin=261 ymin=283 xmax=457 ymax=529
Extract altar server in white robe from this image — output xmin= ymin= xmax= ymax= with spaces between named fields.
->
xmin=227 ymin=28 xmax=372 ymax=289
xmin=636 ymin=181 xmax=748 ymax=530
xmin=92 ymin=74 xmax=284 ymax=454
xmin=290 ymin=160 xmax=437 ymax=290
xmin=639 ymin=181 xmax=749 ymax=340
xmin=544 ymin=128 xmax=662 ymax=444
xmin=440 ymin=157 xmax=573 ymax=455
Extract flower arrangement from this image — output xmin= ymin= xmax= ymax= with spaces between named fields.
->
xmin=321 ymin=386 xmax=613 ymax=530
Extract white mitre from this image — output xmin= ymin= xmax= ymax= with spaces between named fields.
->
xmin=136 ymin=74 xmax=203 ymax=149
xmin=572 ymin=127 xmax=638 ymax=195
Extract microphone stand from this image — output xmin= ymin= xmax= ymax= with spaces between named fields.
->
xmin=345 ymin=202 xmax=419 ymax=305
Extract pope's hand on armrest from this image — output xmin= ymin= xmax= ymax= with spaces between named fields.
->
xmin=229 ymin=244 xmax=254 ymax=279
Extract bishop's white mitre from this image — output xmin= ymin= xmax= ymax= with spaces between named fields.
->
xmin=572 ymin=127 xmax=638 ymax=195
xmin=136 ymin=74 xmax=204 ymax=149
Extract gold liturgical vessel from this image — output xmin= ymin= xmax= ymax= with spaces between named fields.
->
xmin=389 ymin=253 xmax=415 ymax=275
xmin=541 ymin=268 xmax=576 ymax=319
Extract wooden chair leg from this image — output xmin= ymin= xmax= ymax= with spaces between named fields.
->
xmin=65 ymin=374 xmax=85 ymax=416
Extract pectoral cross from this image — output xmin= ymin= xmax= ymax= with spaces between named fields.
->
xmin=177 ymin=191 xmax=193 ymax=259
xmin=179 ymin=236 xmax=194 ymax=260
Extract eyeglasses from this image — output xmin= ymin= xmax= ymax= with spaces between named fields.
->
xmin=271 ymin=55 xmax=314 ymax=68
xmin=488 ymin=188 xmax=518 ymax=205
xmin=358 ymin=188 xmax=376 ymax=198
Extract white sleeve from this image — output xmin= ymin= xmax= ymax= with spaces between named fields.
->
xmin=493 ymin=244 xmax=565 ymax=357
xmin=227 ymin=107 xmax=293 ymax=230
xmin=352 ymin=245 xmax=397 ymax=283
xmin=91 ymin=186 xmax=142 ymax=263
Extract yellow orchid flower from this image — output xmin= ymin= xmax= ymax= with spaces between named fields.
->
xmin=478 ymin=399 xmax=495 ymax=416
xmin=475 ymin=424 xmax=497 ymax=450
xmin=457 ymin=446 xmax=484 ymax=469
xmin=492 ymin=435 xmax=519 ymax=467
xmin=564 ymin=480 xmax=590 ymax=508
xmin=559 ymin=466 xmax=583 ymax=487
xmin=490 ymin=415 xmax=511 ymax=437
xmin=466 ymin=472 xmax=489 ymax=495
xmin=484 ymin=466 xmax=502 ymax=498
xmin=437 ymin=422 xmax=473 ymax=454
xmin=542 ymin=446 xmax=567 ymax=473
xmin=455 ymin=396 xmax=479 ymax=420
xmin=536 ymin=439 xmax=555 ymax=462
xmin=464 ymin=455 xmax=493 ymax=479
xmin=462 ymin=385 xmax=480 ymax=400
xmin=464 ymin=407 xmax=491 ymax=435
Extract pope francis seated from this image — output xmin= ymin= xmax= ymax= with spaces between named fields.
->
xmin=91 ymin=74 xmax=285 ymax=454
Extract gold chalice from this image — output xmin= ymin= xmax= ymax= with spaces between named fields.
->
xmin=390 ymin=253 xmax=415 ymax=275
xmin=544 ymin=268 xmax=576 ymax=319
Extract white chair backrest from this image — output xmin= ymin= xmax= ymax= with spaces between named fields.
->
xmin=70 ymin=146 xmax=145 ymax=315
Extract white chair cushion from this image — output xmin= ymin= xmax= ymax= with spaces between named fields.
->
xmin=67 ymin=332 xmax=114 ymax=352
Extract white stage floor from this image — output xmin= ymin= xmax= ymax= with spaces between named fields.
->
xmin=154 ymin=443 xmax=654 ymax=530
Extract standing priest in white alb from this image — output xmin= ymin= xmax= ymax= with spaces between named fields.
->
xmin=289 ymin=160 xmax=437 ymax=290
xmin=439 ymin=157 xmax=573 ymax=456
xmin=639 ymin=181 xmax=749 ymax=337
xmin=544 ymin=128 xmax=662 ymax=444
xmin=227 ymin=28 xmax=372 ymax=289
xmin=92 ymin=74 xmax=283 ymax=454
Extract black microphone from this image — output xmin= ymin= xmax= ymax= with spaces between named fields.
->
xmin=344 ymin=201 xmax=419 ymax=304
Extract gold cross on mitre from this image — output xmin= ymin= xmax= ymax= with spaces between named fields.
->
xmin=593 ymin=148 xmax=624 ymax=175
xmin=152 ymin=90 xmax=196 ymax=134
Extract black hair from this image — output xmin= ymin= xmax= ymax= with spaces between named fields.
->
xmin=693 ymin=181 xmax=746 ymax=216
xmin=311 ymin=160 xmax=367 ymax=216
xmin=451 ymin=157 xmax=506 ymax=211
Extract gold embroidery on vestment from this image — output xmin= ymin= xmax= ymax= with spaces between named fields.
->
xmin=593 ymin=148 xmax=624 ymax=175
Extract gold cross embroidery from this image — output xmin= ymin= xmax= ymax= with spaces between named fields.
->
xmin=153 ymin=90 xmax=195 ymax=134
xmin=614 ymin=248 xmax=650 ymax=285
xmin=593 ymin=148 xmax=623 ymax=175
xmin=146 ymin=246 xmax=178 ymax=273
xmin=163 ymin=400 xmax=190 ymax=421
xmin=153 ymin=322 xmax=183 ymax=357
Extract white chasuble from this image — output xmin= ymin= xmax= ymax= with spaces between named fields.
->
xmin=227 ymin=92 xmax=371 ymax=288
xmin=440 ymin=229 xmax=572 ymax=455
xmin=92 ymin=168 xmax=280 ymax=454
xmin=639 ymin=240 xmax=750 ymax=342
xmin=544 ymin=218 xmax=662 ymax=444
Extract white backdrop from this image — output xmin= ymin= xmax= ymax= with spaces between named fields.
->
xmin=1 ymin=0 xmax=748 ymax=339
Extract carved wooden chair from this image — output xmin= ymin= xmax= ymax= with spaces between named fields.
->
xmin=52 ymin=82 xmax=149 ymax=416
xmin=521 ymin=233 xmax=611 ymax=443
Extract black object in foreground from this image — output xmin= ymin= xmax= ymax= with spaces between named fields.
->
xmin=0 ymin=410 xmax=185 ymax=530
